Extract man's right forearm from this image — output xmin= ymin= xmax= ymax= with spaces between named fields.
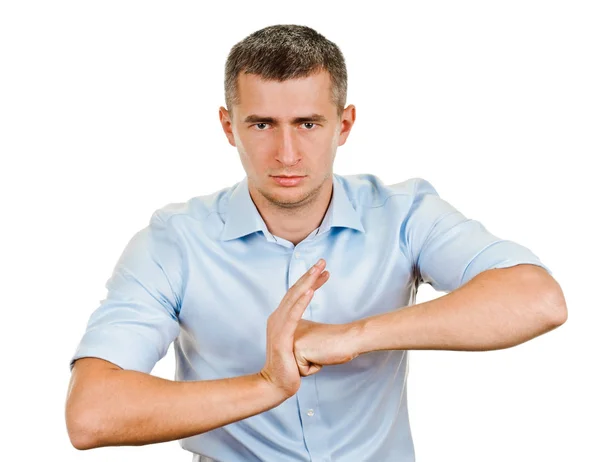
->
xmin=66 ymin=364 xmax=288 ymax=450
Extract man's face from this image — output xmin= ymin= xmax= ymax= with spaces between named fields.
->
xmin=219 ymin=70 xmax=355 ymax=209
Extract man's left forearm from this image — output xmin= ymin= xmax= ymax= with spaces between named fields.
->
xmin=351 ymin=264 xmax=567 ymax=354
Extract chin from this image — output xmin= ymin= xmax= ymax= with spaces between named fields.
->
xmin=261 ymin=184 xmax=315 ymax=208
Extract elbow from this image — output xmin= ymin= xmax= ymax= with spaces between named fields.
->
xmin=542 ymin=280 xmax=568 ymax=328
xmin=525 ymin=265 xmax=568 ymax=328
xmin=66 ymin=403 xmax=104 ymax=450
xmin=548 ymin=295 xmax=568 ymax=328
xmin=66 ymin=358 xmax=122 ymax=450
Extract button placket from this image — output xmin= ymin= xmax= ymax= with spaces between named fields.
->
xmin=289 ymin=249 xmax=311 ymax=320
xmin=296 ymin=374 xmax=329 ymax=460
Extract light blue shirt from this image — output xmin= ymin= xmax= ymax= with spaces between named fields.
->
xmin=70 ymin=173 xmax=551 ymax=461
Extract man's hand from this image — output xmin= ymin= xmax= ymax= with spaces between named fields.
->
xmin=294 ymin=319 xmax=362 ymax=376
xmin=259 ymin=259 xmax=330 ymax=399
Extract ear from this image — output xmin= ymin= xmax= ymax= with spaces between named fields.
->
xmin=219 ymin=106 xmax=236 ymax=147
xmin=337 ymin=104 xmax=356 ymax=147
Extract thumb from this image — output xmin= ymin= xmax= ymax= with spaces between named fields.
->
xmin=304 ymin=363 xmax=323 ymax=376
xmin=296 ymin=350 xmax=323 ymax=377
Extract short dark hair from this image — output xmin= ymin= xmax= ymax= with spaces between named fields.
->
xmin=224 ymin=24 xmax=348 ymax=117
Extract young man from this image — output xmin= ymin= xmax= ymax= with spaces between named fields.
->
xmin=66 ymin=24 xmax=567 ymax=461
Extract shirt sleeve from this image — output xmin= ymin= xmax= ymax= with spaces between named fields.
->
xmin=69 ymin=209 xmax=185 ymax=373
xmin=405 ymin=178 xmax=552 ymax=293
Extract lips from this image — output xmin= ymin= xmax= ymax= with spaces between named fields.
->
xmin=272 ymin=175 xmax=306 ymax=187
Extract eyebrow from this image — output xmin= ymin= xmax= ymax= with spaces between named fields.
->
xmin=243 ymin=114 xmax=328 ymax=124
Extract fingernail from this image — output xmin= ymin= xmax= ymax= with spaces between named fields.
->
xmin=310 ymin=259 xmax=323 ymax=274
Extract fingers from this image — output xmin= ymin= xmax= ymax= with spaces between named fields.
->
xmin=305 ymin=363 xmax=322 ymax=377
xmin=276 ymin=259 xmax=329 ymax=335
xmin=284 ymin=259 xmax=329 ymax=328
xmin=288 ymin=286 xmax=314 ymax=322
xmin=295 ymin=347 xmax=323 ymax=377
xmin=313 ymin=270 xmax=330 ymax=292
xmin=298 ymin=361 xmax=323 ymax=377
xmin=280 ymin=259 xmax=327 ymax=311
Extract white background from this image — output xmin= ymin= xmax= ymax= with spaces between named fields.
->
xmin=1 ymin=1 xmax=598 ymax=461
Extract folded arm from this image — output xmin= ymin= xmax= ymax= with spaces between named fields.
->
xmin=65 ymin=357 xmax=285 ymax=450
xmin=293 ymin=264 xmax=567 ymax=369
xmin=353 ymin=263 xmax=567 ymax=354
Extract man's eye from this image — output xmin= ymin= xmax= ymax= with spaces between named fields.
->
xmin=254 ymin=123 xmax=270 ymax=130
xmin=302 ymin=123 xmax=315 ymax=130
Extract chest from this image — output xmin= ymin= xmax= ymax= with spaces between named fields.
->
xmin=178 ymin=230 xmax=416 ymax=376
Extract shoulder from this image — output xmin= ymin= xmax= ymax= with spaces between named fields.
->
xmin=149 ymin=182 xmax=237 ymax=231
xmin=335 ymin=173 xmax=439 ymax=209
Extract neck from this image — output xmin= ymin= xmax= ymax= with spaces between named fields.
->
xmin=249 ymin=177 xmax=333 ymax=246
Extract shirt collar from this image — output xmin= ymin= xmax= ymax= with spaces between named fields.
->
xmin=318 ymin=174 xmax=365 ymax=235
xmin=220 ymin=174 xmax=365 ymax=242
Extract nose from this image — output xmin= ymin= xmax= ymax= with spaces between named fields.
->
xmin=275 ymin=126 xmax=301 ymax=167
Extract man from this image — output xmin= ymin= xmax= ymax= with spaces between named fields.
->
xmin=65 ymin=24 xmax=567 ymax=461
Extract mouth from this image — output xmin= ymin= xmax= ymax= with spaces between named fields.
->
xmin=271 ymin=175 xmax=306 ymax=187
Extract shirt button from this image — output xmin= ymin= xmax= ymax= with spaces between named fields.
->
xmin=294 ymin=253 xmax=302 ymax=259
xmin=307 ymin=409 xmax=315 ymax=417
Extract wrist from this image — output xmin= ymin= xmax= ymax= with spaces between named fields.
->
xmin=344 ymin=319 xmax=368 ymax=358
xmin=256 ymin=370 xmax=296 ymax=403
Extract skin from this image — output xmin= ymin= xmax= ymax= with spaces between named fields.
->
xmin=219 ymin=69 xmax=356 ymax=245
xmin=220 ymin=68 xmax=567 ymax=372
xmin=218 ymin=69 xmax=362 ymax=375
xmin=66 ymin=260 xmax=332 ymax=449
xmin=65 ymin=71 xmax=354 ymax=449
xmin=65 ymin=66 xmax=567 ymax=451
xmin=294 ymin=264 xmax=567 ymax=367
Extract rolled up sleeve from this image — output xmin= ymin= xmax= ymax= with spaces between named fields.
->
xmin=69 ymin=210 xmax=185 ymax=373
xmin=405 ymin=178 xmax=552 ymax=293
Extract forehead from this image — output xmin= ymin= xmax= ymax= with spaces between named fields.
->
xmin=235 ymin=70 xmax=336 ymax=118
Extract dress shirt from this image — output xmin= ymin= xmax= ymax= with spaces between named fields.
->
xmin=70 ymin=173 xmax=551 ymax=461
